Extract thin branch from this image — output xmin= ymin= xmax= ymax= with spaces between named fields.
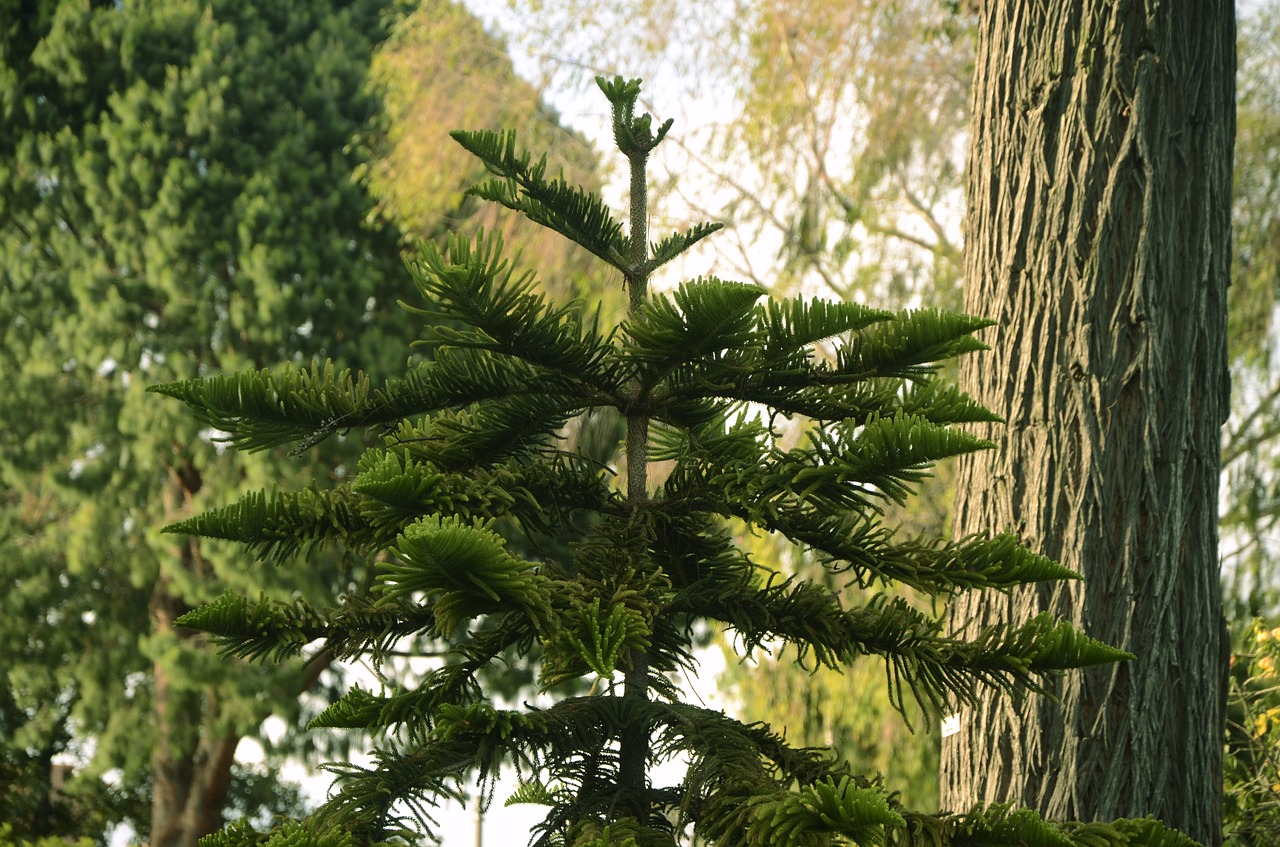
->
xmin=1224 ymin=380 xmax=1280 ymax=466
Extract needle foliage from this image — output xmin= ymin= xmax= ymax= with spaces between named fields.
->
xmin=153 ymin=78 xmax=1193 ymax=847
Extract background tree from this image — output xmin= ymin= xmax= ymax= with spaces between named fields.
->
xmin=938 ymin=3 xmax=1234 ymax=844
xmin=1221 ymin=6 xmax=1280 ymax=840
xmin=155 ymin=75 xmax=1180 ymax=847
xmin=1222 ymin=3 xmax=1280 ymax=627
xmin=0 ymin=2 xmax=409 ymax=842
xmin=490 ymin=0 xmax=969 ymax=301
xmin=362 ymin=0 xmax=604 ymax=297
xmin=0 ymin=1 xmax=593 ymax=844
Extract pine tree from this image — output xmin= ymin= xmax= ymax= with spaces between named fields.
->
xmin=154 ymin=78 xmax=1194 ymax=847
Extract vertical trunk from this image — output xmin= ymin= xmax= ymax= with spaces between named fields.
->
xmin=619 ymin=145 xmax=652 ymax=822
xmin=150 ymin=576 xmax=196 ymax=847
xmin=150 ymin=625 xmax=241 ymax=847
xmin=940 ymin=3 xmax=1234 ymax=845
xmin=150 ymin=462 xmax=239 ymax=847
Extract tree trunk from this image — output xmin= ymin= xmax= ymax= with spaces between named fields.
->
xmin=150 ymin=463 xmax=239 ymax=847
xmin=939 ymin=3 xmax=1234 ymax=845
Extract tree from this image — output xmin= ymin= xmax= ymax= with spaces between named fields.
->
xmin=154 ymin=76 xmax=1187 ymax=847
xmin=1221 ymin=2 xmax=1280 ymax=626
xmin=938 ymin=3 xmax=1234 ymax=844
xmin=487 ymin=0 xmax=977 ymax=799
xmin=0 ymin=2 xmax=409 ymax=842
xmin=0 ymin=1 xmax=593 ymax=844
xmin=360 ymin=0 xmax=603 ymax=293
xmin=1219 ymin=6 xmax=1280 ymax=840
xmin=495 ymin=0 xmax=970 ymax=302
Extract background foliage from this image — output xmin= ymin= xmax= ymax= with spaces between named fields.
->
xmin=0 ymin=0 xmax=596 ymax=843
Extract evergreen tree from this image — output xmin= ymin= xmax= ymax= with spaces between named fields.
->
xmin=0 ymin=1 xmax=408 ymax=841
xmin=155 ymin=77 xmax=1192 ymax=847
xmin=456 ymin=0 xmax=974 ymax=799
xmin=0 ymin=1 xmax=592 ymax=843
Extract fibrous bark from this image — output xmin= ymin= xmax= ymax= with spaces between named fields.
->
xmin=940 ymin=3 xmax=1234 ymax=844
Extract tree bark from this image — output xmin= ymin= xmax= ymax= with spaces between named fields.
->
xmin=939 ymin=3 xmax=1234 ymax=845
xmin=151 ymin=462 xmax=239 ymax=847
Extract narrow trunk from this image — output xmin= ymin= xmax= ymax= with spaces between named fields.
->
xmin=150 ymin=620 xmax=241 ymax=847
xmin=149 ymin=574 xmax=204 ymax=847
xmin=619 ymin=146 xmax=652 ymax=821
xmin=940 ymin=3 xmax=1233 ymax=844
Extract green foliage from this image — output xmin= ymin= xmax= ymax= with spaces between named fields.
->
xmin=0 ymin=824 xmax=94 ymax=847
xmin=358 ymin=0 xmax=604 ymax=291
xmin=1221 ymin=2 xmax=1280 ymax=628
xmin=158 ymin=77 xmax=1185 ymax=847
xmin=0 ymin=0 xmax=416 ymax=838
xmin=1224 ymin=621 xmax=1280 ymax=845
xmin=199 ymin=820 xmax=352 ymax=847
xmin=455 ymin=128 xmax=629 ymax=268
xmin=1212 ymin=9 xmax=1280 ymax=838
xmin=485 ymin=0 xmax=972 ymax=798
xmin=0 ymin=1 xmax=608 ymax=842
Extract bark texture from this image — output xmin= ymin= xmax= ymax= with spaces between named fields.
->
xmin=939 ymin=2 xmax=1234 ymax=844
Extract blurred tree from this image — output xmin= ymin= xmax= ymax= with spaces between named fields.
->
xmin=0 ymin=2 xmax=410 ymax=842
xmin=1222 ymin=3 xmax=1280 ymax=626
xmin=0 ymin=1 xmax=597 ymax=845
xmin=361 ymin=0 xmax=605 ymax=299
xmin=491 ymin=0 xmax=970 ymax=302
xmin=1222 ymin=7 xmax=1280 ymax=841
xmin=0 ymin=824 xmax=93 ymax=847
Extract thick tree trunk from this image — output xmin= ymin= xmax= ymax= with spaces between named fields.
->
xmin=939 ymin=3 xmax=1234 ymax=845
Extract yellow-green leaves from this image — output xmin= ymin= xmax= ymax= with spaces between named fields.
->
xmin=379 ymin=516 xmax=548 ymax=635
xmin=544 ymin=597 xmax=652 ymax=686
xmin=746 ymin=777 xmax=904 ymax=847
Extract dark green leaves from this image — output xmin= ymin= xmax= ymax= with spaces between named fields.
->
xmin=452 ymin=128 xmax=627 ymax=268
xmin=147 ymin=360 xmax=377 ymax=453
xmin=406 ymin=231 xmax=613 ymax=382
xmin=153 ymin=75 xmax=1146 ymax=847
xmin=162 ymin=487 xmax=373 ymax=564
xmin=648 ymin=221 xmax=725 ymax=271
xmin=622 ymin=278 xmax=766 ymax=376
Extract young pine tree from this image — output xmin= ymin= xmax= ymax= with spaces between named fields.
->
xmin=152 ymin=78 xmax=1192 ymax=847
